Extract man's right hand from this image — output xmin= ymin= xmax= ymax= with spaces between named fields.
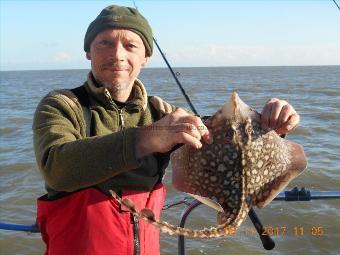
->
xmin=136 ymin=108 xmax=213 ymax=159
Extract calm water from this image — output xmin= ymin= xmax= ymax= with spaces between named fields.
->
xmin=0 ymin=66 xmax=339 ymax=255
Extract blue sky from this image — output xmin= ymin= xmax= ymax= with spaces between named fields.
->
xmin=1 ymin=0 xmax=339 ymax=71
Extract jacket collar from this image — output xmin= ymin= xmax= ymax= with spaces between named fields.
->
xmin=85 ymin=72 xmax=148 ymax=111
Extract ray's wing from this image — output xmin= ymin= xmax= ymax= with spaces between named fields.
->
xmin=254 ymin=139 xmax=307 ymax=208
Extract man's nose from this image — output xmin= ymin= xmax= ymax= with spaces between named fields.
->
xmin=109 ymin=42 xmax=127 ymax=61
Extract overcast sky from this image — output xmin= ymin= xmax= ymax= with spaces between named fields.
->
xmin=1 ymin=0 xmax=339 ymax=71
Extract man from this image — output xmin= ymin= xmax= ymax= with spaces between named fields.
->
xmin=33 ymin=4 xmax=299 ymax=255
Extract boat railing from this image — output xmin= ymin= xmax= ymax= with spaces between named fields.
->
xmin=175 ymin=187 xmax=340 ymax=255
xmin=1 ymin=187 xmax=340 ymax=254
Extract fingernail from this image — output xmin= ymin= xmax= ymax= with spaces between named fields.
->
xmin=203 ymin=133 xmax=213 ymax=144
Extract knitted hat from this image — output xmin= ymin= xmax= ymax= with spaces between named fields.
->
xmin=84 ymin=5 xmax=153 ymax=56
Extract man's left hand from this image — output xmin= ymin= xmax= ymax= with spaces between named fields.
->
xmin=261 ymin=98 xmax=300 ymax=135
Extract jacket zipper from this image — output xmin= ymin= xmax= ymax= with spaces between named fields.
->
xmin=105 ymin=89 xmax=136 ymax=252
xmin=131 ymin=213 xmax=140 ymax=255
xmin=104 ymin=89 xmax=125 ymax=128
xmin=119 ymin=108 xmax=125 ymax=128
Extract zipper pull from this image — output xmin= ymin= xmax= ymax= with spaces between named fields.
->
xmin=104 ymin=89 xmax=115 ymax=106
xmin=119 ymin=108 xmax=125 ymax=128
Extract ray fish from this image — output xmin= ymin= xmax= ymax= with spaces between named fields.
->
xmin=110 ymin=92 xmax=307 ymax=238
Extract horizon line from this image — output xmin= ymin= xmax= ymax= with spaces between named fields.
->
xmin=1 ymin=64 xmax=339 ymax=72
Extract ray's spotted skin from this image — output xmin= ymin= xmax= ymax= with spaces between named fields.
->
xmin=110 ymin=92 xmax=307 ymax=238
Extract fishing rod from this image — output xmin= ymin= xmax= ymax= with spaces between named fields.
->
xmin=131 ymin=0 xmax=275 ymax=249
xmin=153 ymin=38 xmax=197 ymax=115
xmin=132 ymin=0 xmax=196 ymax=115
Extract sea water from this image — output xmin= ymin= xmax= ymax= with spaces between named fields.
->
xmin=0 ymin=66 xmax=339 ymax=254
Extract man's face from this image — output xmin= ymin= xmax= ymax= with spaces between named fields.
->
xmin=86 ymin=29 xmax=149 ymax=95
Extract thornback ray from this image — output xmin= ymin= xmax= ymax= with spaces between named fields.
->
xmin=110 ymin=92 xmax=307 ymax=238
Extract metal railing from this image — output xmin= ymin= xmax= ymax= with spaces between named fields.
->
xmin=176 ymin=187 xmax=340 ymax=255
xmin=1 ymin=187 xmax=340 ymax=254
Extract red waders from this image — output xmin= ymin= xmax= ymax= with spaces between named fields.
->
xmin=36 ymin=184 xmax=166 ymax=255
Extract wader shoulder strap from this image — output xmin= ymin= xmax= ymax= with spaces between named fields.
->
xmin=70 ymin=85 xmax=92 ymax=137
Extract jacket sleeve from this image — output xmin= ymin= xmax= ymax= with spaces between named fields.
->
xmin=32 ymin=91 xmax=141 ymax=192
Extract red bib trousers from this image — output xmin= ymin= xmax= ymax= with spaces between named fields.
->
xmin=36 ymin=184 xmax=166 ymax=255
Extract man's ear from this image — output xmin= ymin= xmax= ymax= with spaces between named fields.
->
xmin=141 ymin=57 xmax=149 ymax=67
xmin=86 ymin=51 xmax=91 ymax=60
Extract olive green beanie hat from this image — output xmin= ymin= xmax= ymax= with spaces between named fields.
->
xmin=84 ymin=5 xmax=153 ymax=56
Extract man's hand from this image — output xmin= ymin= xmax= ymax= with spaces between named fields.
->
xmin=261 ymin=98 xmax=300 ymax=135
xmin=136 ymin=108 xmax=213 ymax=159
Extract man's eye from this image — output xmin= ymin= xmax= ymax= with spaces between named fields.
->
xmin=100 ymin=40 xmax=111 ymax=46
xmin=127 ymin=43 xmax=137 ymax=48
xmin=95 ymin=40 xmax=113 ymax=49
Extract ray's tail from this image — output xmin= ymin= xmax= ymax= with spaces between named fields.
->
xmin=109 ymin=190 xmax=237 ymax=238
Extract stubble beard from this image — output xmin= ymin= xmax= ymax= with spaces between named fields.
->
xmin=92 ymin=70 xmax=134 ymax=99
xmin=102 ymin=80 xmax=133 ymax=96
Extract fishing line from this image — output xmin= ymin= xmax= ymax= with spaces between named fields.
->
xmin=332 ymin=0 xmax=340 ymax=11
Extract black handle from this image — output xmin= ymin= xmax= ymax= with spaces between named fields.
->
xmin=248 ymin=208 xmax=275 ymax=250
